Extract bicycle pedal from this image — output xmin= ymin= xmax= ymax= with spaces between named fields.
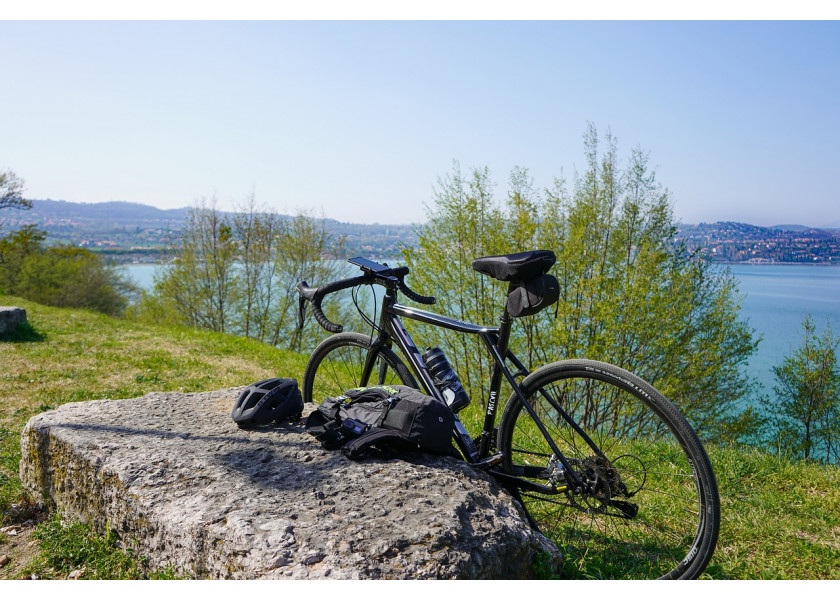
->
xmin=473 ymin=453 xmax=505 ymax=470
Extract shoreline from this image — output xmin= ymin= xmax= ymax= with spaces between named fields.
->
xmin=715 ymin=261 xmax=840 ymax=267
xmin=118 ymin=258 xmax=840 ymax=267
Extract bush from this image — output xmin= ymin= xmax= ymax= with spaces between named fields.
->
xmin=0 ymin=227 xmax=136 ymax=316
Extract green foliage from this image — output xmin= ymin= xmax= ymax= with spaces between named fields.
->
xmin=0 ymin=225 xmax=45 ymax=294
xmin=767 ymin=315 xmax=840 ymax=463
xmin=403 ymin=125 xmax=759 ymax=442
xmin=143 ymin=197 xmax=240 ymax=332
xmin=0 ymin=169 xmax=29 ymax=212
xmin=15 ymin=246 xmax=137 ymax=316
xmin=135 ymin=197 xmax=347 ymax=352
xmin=400 ymin=163 xmax=508 ymax=401
xmin=0 ymin=225 xmax=136 ymax=315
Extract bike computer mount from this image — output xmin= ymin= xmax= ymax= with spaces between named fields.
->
xmin=348 ymin=256 xmax=393 ymax=275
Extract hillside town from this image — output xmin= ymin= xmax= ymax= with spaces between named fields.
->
xmin=677 ymin=222 xmax=840 ymax=263
xmin=4 ymin=200 xmax=840 ymax=264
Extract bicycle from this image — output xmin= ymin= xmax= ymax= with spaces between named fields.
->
xmin=295 ymin=250 xmax=720 ymax=580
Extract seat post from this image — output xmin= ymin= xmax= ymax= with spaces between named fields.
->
xmin=496 ymin=282 xmax=517 ymax=357
xmin=478 ymin=303 xmax=515 ymax=457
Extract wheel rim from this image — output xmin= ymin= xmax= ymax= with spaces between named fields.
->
xmin=504 ymin=372 xmax=707 ymax=579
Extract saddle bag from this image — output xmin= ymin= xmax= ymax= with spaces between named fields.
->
xmin=506 ymin=273 xmax=560 ymax=318
xmin=304 ymin=385 xmax=456 ymax=459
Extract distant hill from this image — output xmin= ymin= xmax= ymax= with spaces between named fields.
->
xmin=2 ymin=199 xmax=418 ymax=260
xmin=5 ymin=200 xmax=838 ymax=264
xmin=19 ymin=199 xmax=190 ymax=223
xmin=677 ymin=221 xmax=840 ymax=263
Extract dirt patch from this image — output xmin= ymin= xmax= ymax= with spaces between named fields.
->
xmin=0 ymin=509 xmax=47 ymax=579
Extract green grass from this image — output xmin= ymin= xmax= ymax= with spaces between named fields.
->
xmin=511 ymin=433 xmax=840 ymax=579
xmin=2 ymin=294 xmax=839 ymax=579
xmin=704 ymin=443 xmax=840 ymax=579
xmin=24 ymin=515 xmax=181 ymax=580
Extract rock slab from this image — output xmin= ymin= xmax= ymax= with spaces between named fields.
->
xmin=0 ymin=306 xmax=27 ymax=333
xmin=20 ymin=389 xmax=561 ymax=579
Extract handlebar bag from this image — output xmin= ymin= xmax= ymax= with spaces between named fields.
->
xmin=305 ymin=385 xmax=456 ymax=459
xmin=506 ymin=273 xmax=560 ymax=318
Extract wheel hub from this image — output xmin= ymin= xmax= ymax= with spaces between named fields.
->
xmin=568 ymin=455 xmax=640 ymax=518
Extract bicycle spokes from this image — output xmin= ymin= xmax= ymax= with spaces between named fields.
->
xmin=500 ymin=364 xmax=716 ymax=579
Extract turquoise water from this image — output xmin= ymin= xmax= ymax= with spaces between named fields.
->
xmin=125 ymin=263 xmax=160 ymax=290
xmin=725 ymin=264 xmax=840 ymax=396
xmin=124 ymin=263 xmax=840 ymax=398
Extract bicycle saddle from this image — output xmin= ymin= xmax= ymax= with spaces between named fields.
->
xmin=471 ymin=250 xmax=556 ymax=282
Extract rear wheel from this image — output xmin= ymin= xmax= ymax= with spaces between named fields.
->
xmin=497 ymin=359 xmax=719 ymax=579
xmin=302 ymin=332 xmax=417 ymax=404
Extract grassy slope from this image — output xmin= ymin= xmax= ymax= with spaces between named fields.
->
xmin=0 ymin=295 xmax=308 ymax=578
xmin=2 ymin=295 xmax=839 ymax=579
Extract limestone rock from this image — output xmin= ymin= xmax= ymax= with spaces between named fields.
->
xmin=20 ymin=388 xmax=561 ymax=579
xmin=0 ymin=306 xmax=27 ymax=334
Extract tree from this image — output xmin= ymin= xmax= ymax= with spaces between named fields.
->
xmin=231 ymin=193 xmax=283 ymax=341
xmin=403 ymin=125 xmax=759 ymax=441
xmin=0 ymin=169 xmax=29 ymax=212
xmin=15 ymin=245 xmax=136 ymax=316
xmin=0 ymin=225 xmax=46 ymax=293
xmin=401 ymin=162 xmax=508 ymax=402
xmin=268 ymin=209 xmax=347 ymax=351
xmin=770 ymin=315 xmax=840 ymax=463
xmin=150 ymin=197 xmax=239 ymax=332
xmin=0 ymin=170 xmax=135 ymax=314
xmin=139 ymin=199 xmax=347 ymax=352
xmin=0 ymin=224 xmax=135 ymax=315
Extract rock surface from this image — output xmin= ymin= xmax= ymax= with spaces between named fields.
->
xmin=20 ymin=388 xmax=561 ymax=579
xmin=0 ymin=306 xmax=27 ymax=334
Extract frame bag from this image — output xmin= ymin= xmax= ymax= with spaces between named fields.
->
xmin=304 ymin=385 xmax=457 ymax=459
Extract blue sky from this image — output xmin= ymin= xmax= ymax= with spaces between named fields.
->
xmin=2 ymin=20 xmax=839 ymax=227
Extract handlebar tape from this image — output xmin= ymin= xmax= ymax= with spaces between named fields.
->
xmin=296 ymin=275 xmax=367 ymax=333
xmin=397 ymin=278 xmax=436 ymax=305
xmin=312 ymin=303 xmax=342 ymax=333
xmin=296 ymin=267 xmax=435 ymax=334
xmin=391 ymin=267 xmax=435 ymax=305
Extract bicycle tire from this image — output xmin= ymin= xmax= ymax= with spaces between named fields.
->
xmin=497 ymin=359 xmax=720 ymax=580
xmin=302 ymin=332 xmax=418 ymax=404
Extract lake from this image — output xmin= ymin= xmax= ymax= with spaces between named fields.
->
xmin=125 ymin=263 xmax=160 ymax=290
xmin=123 ymin=262 xmax=840 ymax=399
xmin=725 ymin=264 xmax=840 ymax=396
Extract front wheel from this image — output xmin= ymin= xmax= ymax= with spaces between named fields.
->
xmin=302 ymin=332 xmax=418 ymax=404
xmin=497 ymin=359 xmax=720 ymax=580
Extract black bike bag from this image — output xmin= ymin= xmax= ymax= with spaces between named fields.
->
xmin=506 ymin=273 xmax=560 ymax=318
xmin=304 ymin=385 xmax=456 ymax=459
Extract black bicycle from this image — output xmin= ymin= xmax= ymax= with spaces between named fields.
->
xmin=296 ymin=251 xmax=720 ymax=580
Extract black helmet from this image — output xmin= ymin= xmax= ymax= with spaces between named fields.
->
xmin=232 ymin=378 xmax=303 ymax=428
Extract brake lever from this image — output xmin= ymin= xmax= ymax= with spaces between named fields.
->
xmin=297 ymin=295 xmax=306 ymax=330
xmin=296 ymin=280 xmax=311 ymax=330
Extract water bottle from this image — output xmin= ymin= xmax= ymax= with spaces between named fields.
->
xmin=422 ymin=347 xmax=470 ymax=413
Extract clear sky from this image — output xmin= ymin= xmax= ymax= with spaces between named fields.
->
xmin=2 ymin=19 xmax=839 ymax=227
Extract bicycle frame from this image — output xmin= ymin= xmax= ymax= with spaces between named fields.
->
xmin=358 ymin=279 xmax=589 ymax=492
xmin=298 ymin=258 xmax=721 ymax=579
